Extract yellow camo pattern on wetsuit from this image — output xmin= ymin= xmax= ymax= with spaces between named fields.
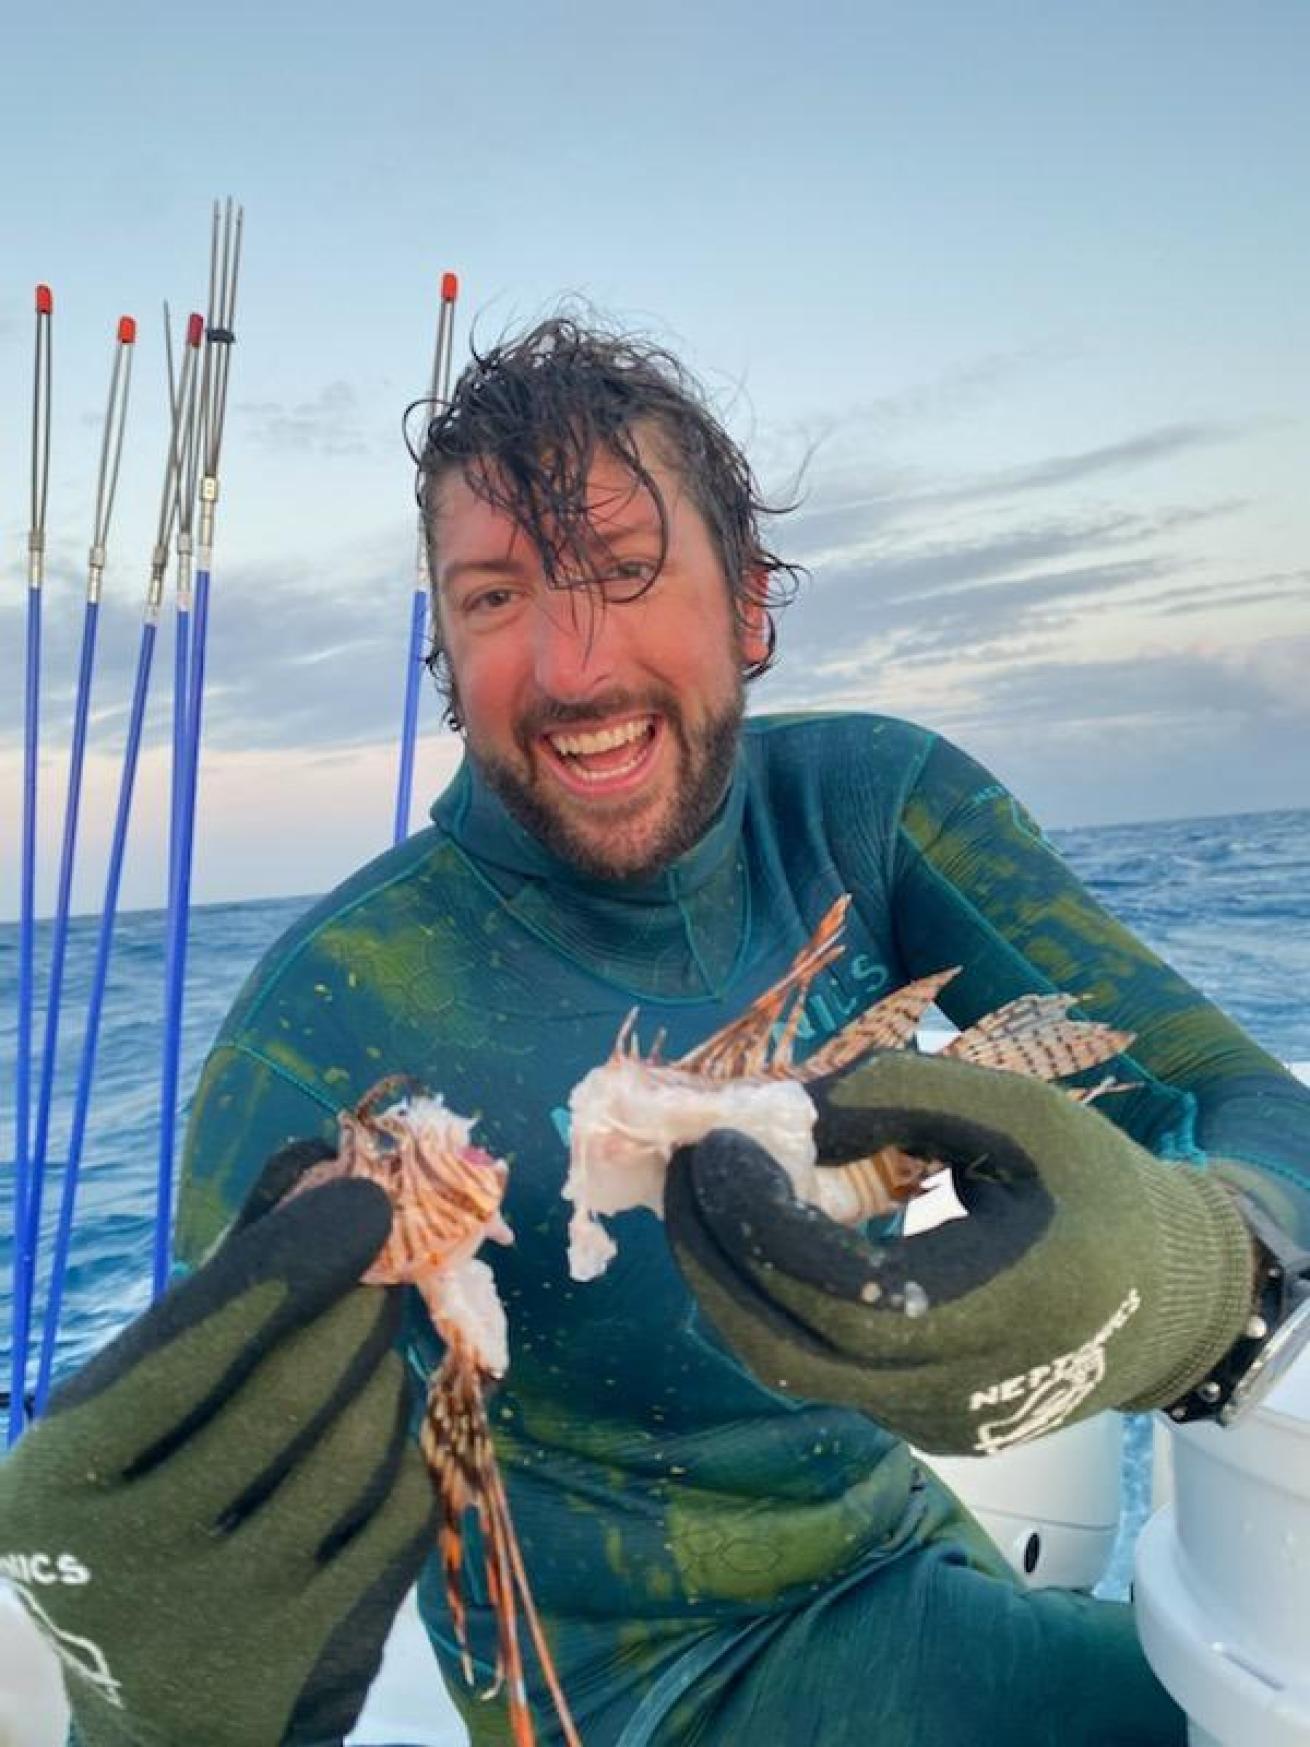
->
xmin=177 ymin=714 xmax=1309 ymax=1745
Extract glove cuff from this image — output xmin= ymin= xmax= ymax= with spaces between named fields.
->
xmin=1120 ymin=1161 xmax=1257 ymax=1412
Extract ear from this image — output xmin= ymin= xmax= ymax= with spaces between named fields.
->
xmin=739 ymin=568 xmax=772 ymax=669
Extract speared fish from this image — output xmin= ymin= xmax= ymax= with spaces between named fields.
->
xmin=288 ymin=1076 xmax=581 ymax=1747
xmin=564 ymin=895 xmax=1135 ymax=1281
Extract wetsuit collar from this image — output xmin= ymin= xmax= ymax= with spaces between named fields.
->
xmin=431 ymin=754 xmax=747 ymax=903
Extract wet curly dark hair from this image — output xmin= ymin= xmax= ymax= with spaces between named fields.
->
xmin=413 ymin=315 xmax=803 ymax=728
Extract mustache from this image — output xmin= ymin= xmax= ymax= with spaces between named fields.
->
xmin=516 ymin=689 xmax=681 ymax=748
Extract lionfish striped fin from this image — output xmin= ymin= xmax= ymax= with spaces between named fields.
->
xmin=677 ymin=894 xmax=851 ymax=1079
xmin=421 ymin=1351 xmax=485 ymax=1688
xmin=794 ymin=967 xmax=961 ymax=1082
xmin=421 ymin=1345 xmax=582 ymax=1747
xmin=943 ymin=993 xmax=1133 ymax=1080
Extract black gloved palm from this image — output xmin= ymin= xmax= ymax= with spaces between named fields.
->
xmin=0 ymin=1141 xmax=436 ymax=1747
xmin=666 ymin=1052 xmax=1257 ymax=1454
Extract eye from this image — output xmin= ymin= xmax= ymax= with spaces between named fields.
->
xmin=463 ymin=585 xmax=519 ymax=616
xmin=599 ymin=558 xmax=658 ymax=601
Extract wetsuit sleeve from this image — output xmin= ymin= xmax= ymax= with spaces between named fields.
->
xmin=889 ymin=733 xmax=1310 ymax=1244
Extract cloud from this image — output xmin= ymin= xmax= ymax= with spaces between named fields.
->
xmin=0 ymin=533 xmax=423 ymax=761
xmin=751 ymin=414 xmax=1310 ymax=828
xmin=954 ymin=642 xmax=1310 ymax=827
xmin=235 ymin=380 xmax=371 ymax=456
xmin=775 ymin=418 xmax=1241 ymax=553
xmin=953 ymin=645 xmax=1306 ymax=736
xmin=758 ymin=625 xmax=1310 ymax=829
xmin=783 ymin=458 xmax=1245 ymax=581
xmin=185 ymin=557 xmax=424 ymax=751
xmin=794 ymin=508 xmax=1179 ymax=595
xmin=751 ymin=342 xmax=1078 ymax=483
xmin=770 ymin=493 xmax=1216 ymax=667
xmin=855 ymin=346 xmax=1076 ymax=433
xmin=3 ymin=388 xmax=1304 ymax=842
xmin=802 ymin=560 xmax=1169 ymax=675
xmin=757 ymin=429 xmax=1290 ymax=731
xmin=953 ymin=424 xmax=1233 ymax=500
xmin=1128 ymin=569 xmax=1310 ymax=616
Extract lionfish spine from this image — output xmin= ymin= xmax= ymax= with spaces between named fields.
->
xmin=677 ymin=895 xmax=851 ymax=1079
xmin=482 ymin=1460 xmax=584 ymax=1747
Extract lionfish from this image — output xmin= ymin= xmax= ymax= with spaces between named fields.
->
xmin=564 ymin=894 xmax=1135 ymax=1281
xmin=289 ymin=1077 xmax=581 ymax=1747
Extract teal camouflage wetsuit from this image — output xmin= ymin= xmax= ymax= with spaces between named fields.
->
xmin=177 ymin=713 xmax=1310 ymax=1747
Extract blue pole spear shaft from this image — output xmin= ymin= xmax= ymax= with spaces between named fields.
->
xmin=33 ymin=303 xmax=200 ymax=1413
xmin=165 ymin=309 xmax=204 ymax=906
xmin=392 ymin=269 xmax=458 ymax=844
xmin=33 ymin=619 xmax=159 ymax=1413
xmin=154 ymin=200 xmax=242 ymax=1298
xmin=8 ymin=285 xmax=54 ymax=1449
xmin=17 ymin=319 xmax=137 ymax=1421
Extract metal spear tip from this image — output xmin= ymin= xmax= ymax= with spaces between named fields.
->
xmin=441 ymin=270 xmax=459 ymax=302
xmin=186 ymin=312 xmax=205 ymax=347
xmin=118 ymin=316 xmax=137 ymax=344
xmin=35 ymin=283 xmax=53 ymax=313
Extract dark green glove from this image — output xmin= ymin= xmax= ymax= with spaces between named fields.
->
xmin=665 ymin=1052 xmax=1258 ymax=1455
xmin=0 ymin=1142 xmax=436 ymax=1747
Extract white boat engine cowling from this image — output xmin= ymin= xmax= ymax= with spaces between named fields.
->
xmin=920 ymin=1412 xmax=1123 ymax=1590
xmin=1135 ymin=1351 xmax=1310 ymax=1747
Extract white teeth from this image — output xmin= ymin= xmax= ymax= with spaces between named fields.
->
xmin=565 ymin=748 xmax=647 ymax=784
xmin=548 ymin=718 xmax=652 ymax=758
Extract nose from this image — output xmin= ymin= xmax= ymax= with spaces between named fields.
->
xmin=530 ymin=588 xmax=621 ymax=701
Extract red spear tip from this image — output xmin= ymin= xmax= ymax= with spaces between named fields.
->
xmin=186 ymin=312 xmax=204 ymax=346
xmin=118 ymin=316 xmax=137 ymax=344
xmin=36 ymin=284 xmax=53 ymax=313
xmin=441 ymin=271 xmax=459 ymax=302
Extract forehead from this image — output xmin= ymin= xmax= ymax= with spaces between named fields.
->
xmin=430 ymin=428 xmax=684 ymax=569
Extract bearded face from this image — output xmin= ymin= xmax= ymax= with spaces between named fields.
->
xmin=432 ymin=434 xmax=764 ymax=881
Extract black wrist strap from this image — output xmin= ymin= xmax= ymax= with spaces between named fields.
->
xmin=1165 ymin=1196 xmax=1310 ymax=1426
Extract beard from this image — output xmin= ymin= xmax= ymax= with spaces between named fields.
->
xmin=466 ymin=679 xmax=745 ymax=883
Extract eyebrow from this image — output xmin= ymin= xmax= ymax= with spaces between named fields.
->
xmin=440 ymin=522 xmax=663 ymax=593
xmin=440 ymin=556 xmax=533 ymax=593
xmin=585 ymin=518 xmax=662 ymax=545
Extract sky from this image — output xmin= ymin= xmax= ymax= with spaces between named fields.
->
xmin=1 ymin=0 xmax=1307 ymax=918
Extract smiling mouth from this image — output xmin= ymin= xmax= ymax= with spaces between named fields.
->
xmin=538 ymin=714 xmax=663 ymax=793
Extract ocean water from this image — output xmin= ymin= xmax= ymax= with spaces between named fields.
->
xmin=2 ymin=804 xmax=1308 ymax=1601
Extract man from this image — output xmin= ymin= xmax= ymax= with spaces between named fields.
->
xmin=5 ymin=318 xmax=1308 ymax=1746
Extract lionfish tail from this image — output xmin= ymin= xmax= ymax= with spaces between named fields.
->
xmin=813 ymin=1144 xmax=938 ymax=1223
xmin=421 ymin=1354 xmax=484 ymax=1686
xmin=422 ymin=1349 xmax=582 ymax=1747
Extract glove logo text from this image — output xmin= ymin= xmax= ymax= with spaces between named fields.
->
xmin=0 ymin=1550 xmax=91 ymax=1586
xmin=967 ymin=1288 xmax=1142 ymax=1453
xmin=2 ymin=1551 xmax=124 ymax=1709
